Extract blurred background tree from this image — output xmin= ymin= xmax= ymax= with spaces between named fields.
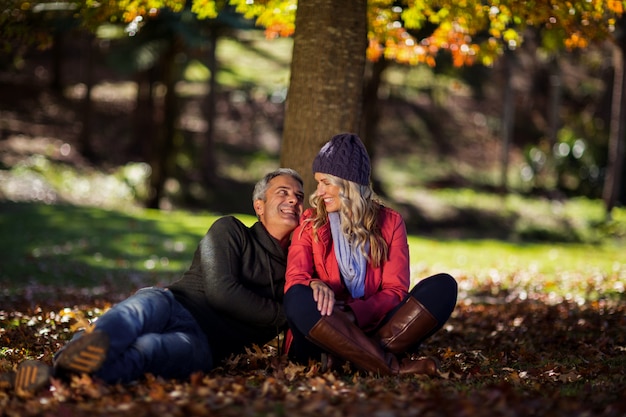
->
xmin=1 ymin=0 xmax=624 ymax=217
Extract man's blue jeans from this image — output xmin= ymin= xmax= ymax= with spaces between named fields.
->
xmin=72 ymin=287 xmax=212 ymax=383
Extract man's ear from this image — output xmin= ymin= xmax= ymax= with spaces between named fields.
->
xmin=253 ymin=200 xmax=264 ymax=216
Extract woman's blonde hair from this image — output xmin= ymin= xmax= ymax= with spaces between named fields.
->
xmin=307 ymin=174 xmax=388 ymax=268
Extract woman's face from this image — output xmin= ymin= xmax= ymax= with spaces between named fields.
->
xmin=314 ymin=172 xmax=341 ymax=213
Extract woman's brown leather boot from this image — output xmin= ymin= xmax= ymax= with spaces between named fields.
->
xmin=375 ymin=296 xmax=438 ymax=354
xmin=307 ymin=309 xmax=437 ymax=376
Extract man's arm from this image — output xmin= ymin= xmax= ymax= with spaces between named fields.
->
xmin=199 ymin=217 xmax=285 ymax=327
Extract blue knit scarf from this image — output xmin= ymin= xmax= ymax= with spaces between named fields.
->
xmin=328 ymin=212 xmax=367 ymax=298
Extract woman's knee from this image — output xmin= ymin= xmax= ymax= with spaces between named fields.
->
xmin=439 ymin=273 xmax=458 ymax=293
xmin=411 ymin=273 xmax=457 ymax=296
xmin=410 ymin=273 xmax=458 ymax=317
xmin=284 ymin=285 xmax=321 ymax=334
xmin=284 ymin=285 xmax=315 ymax=315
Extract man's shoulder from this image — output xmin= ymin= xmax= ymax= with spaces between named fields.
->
xmin=209 ymin=215 xmax=250 ymax=236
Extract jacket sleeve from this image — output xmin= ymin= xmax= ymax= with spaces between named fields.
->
xmin=284 ymin=218 xmax=316 ymax=293
xmin=199 ymin=217 xmax=285 ymax=327
xmin=347 ymin=210 xmax=410 ymax=331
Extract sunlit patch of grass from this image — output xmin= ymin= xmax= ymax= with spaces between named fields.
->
xmin=0 ymin=202 xmax=257 ymax=293
xmin=5 ymin=155 xmax=150 ymax=210
xmin=2 ymin=200 xmax=623 ymax=307
xmin=217 ymin=33 xmax=292 ymax=92
xmin=408 ymin=236 xmax=625 ymax=303
xmin=378 ymin=149 xmax=626 ymax=245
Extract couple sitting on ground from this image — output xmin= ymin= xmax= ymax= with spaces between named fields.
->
xmin=8 ymin=133 xmax=458 ymax=396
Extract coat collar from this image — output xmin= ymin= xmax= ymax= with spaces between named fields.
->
xmin=252 ymin=221 xmax=288 ymax=262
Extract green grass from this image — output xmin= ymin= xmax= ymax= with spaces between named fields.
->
xmin=181 ymin=31 xmax=293 ymax=94
xmin=0 ymin=202 xmax=256 ymax=293
xmin=1 ymin=201 xmax=623 ymax=304
xmin=378 ymin=154 xmax=626 ymax=244
xmin=1 ymin=201 xmax=624 ymax=414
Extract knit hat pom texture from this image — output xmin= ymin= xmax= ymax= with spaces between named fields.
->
xmin=312 ymin=133 xmax=371 ymax=185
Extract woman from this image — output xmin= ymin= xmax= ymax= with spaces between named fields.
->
xmin=284 ymin=133 xmax=458 ymax=376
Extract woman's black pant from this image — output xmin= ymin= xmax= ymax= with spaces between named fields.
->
xmin=283 ymin=273 xmax=458 ymax=363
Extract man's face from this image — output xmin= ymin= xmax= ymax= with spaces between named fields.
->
xmin=254 ymin=174 xmax=305 ymax=241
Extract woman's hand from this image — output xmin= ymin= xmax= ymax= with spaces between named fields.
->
xmin=310 ymin=280 xmax=335 ymax=316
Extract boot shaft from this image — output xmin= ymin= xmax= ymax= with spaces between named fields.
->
xmin=376 ymin=296 xmax=437 ymax=354
xmin=307 ymin=309 xmax=395 ymax=375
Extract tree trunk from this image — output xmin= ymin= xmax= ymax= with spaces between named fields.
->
xmin=499 ymin=50 xmax=515 ymax=193
xmin=280 ymin=0 xmax=368 ymax=198
xmin=602 ymin=29 xmax=626 ymax=218
xmin=547 ymin=54 xmax=561 ymax=188
xmin=361 ymin=57 xmax=389 ymax=196
xmin=202 ymin=25 xmax=219 ymax=186
xmin=51 ymin=30 xmax=63 ymax=92
xmin=147 ymin=42 xmax=179 ymax=209
xmin=548 ymin=55 xmax=562 ymax=150
xmin=79 ymin=32 xmax=97 ymax=161
xmin=132 ymin=68 xmax=156 ymax=162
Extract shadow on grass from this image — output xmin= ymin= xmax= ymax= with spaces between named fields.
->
xmin=393 ymin=199 xmax=588 ymax=243
xmin=0 ymin=201 xmax=224 ymax=305
xmin=395 ymin=200 xmax=515 ymax=240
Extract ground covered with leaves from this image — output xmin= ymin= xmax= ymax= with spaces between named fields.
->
xmin=1 ymin=283 xmax=625 ymax=417
xmin=1 ymin=36 xmax=625 ymax=417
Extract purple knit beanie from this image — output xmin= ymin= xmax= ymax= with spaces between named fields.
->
xmin=312 ymin=133 xmax=371 ymax=185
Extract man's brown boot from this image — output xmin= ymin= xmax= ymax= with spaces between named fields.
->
xmin=54 ymin=330 xmax=109 ymax=375
xmin=14 ymin=360 xmax=51 ymax=397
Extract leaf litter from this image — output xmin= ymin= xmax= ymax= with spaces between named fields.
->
xmin=1 ymin=285 xmax=625 ymax=417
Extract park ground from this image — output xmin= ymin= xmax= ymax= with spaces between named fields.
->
xmin=1 ymin=33 xmax=626 ymax=416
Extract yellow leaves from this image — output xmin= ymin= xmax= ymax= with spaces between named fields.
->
xmin=283 ymin=362 xmax=307 ymax=381
xmin=114 ymin=0 xmax=185 ymax=23
xmin=191 ymin=0 xmax=218 ymax=20
xmin=230 ymin=0 xmax=296 ymax=38
xmin=430 ymin=7 xmax=450 ymax=25
xmin=60 ymin=309 xmax=93 ymax=333
xmin=441 ymin=347 xmax=457 ymax=360
xmin=228 ymin=0 xmax=622 ymax=68
xmin=401 ymin=6 xmax=426 ymax=30
xmin=502 ymin=28 xmax=518 ymax=43
xmin=58 ymin=305 xmax=108 ymax=333
xmin=396 ymin=0 xmax=624 ymax=67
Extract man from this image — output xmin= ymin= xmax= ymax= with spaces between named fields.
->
xmin=12 ymin=168 xmax=304 ymax=395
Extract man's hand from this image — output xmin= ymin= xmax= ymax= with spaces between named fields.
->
xmin=310 ymin=280 xmax=335 ymax=316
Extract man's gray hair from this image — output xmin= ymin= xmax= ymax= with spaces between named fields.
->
xmin=252 ymin=168 xmax=303 ymax=204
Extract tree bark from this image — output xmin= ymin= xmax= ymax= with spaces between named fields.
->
xmin=51 ymin=30 xmax=63 ymax=92
xmin=499 ymin=49 xmax=515 ymax=193
xmin=132 ymin=68 xmax=156 ymax=162
xmin=548 ymin=55 xmax=562 ymax=151
xmin=602 ymin=27 xmax=626 ymax=217
xmin=202 ymin=25 xmax=219 ymax=187
xmin=79 ymin=32 xmax=97 ymax=161
xmin=361 ymin=57 xmax=389 ymax=196
xmin=147 ymin=41 xmax=179 ymax=209
xmin=280 ymin=0 xmax=368 ymax=199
